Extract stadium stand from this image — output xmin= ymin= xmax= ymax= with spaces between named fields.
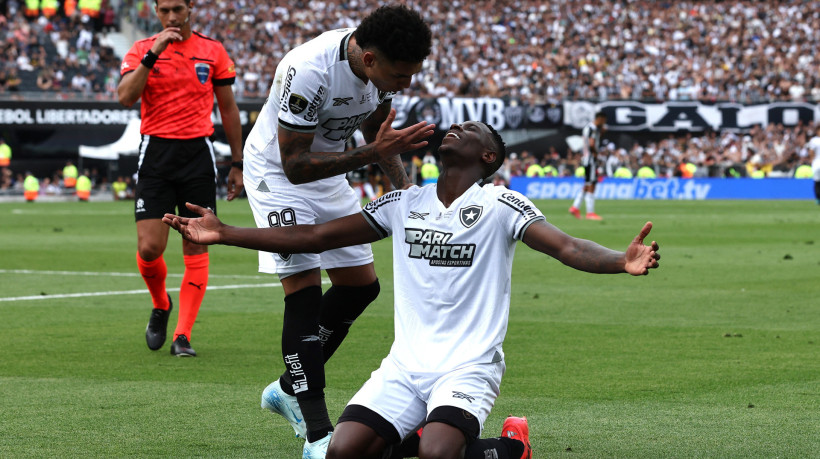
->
xmin=4 ymin=0 xmax=819 ymax=103
xmin=1 ymin=0 xmax=818 ymax=192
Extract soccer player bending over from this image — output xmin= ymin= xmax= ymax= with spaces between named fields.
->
xmin=240 ymin=5 xmax=433 ymax=455
xmin=164 ymin=121 xmax=661 ymax=459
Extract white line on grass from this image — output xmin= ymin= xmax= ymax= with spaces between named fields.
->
xmin=0 ymin=270 xmax=332 ymax=302
xmin=0 ymin=269 xmax=272 ymax=279
xmin=10 ymin=208 xmax=127 ymax=216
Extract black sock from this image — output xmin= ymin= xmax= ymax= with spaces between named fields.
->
xmin=300 ymin=395 xmax=334 ymax=442
xmin=317 ymin=279 xmax=380 ymax=361
xmin=278 ymin=286 xmax=331 ymax=439
xmin=279 ymin=280 xmax=379 ymax=395
xmin=464 ymin=437 xmax=524 ymax=459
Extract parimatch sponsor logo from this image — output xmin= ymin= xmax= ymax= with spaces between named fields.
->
xmin=405 ymin=228 xmax=475 ymax=267
xmin=321 ymin=112 xmax=370 ymax=141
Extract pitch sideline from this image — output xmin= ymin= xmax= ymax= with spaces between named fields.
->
xmin=0 ymin=269 xmax=332 ymax=302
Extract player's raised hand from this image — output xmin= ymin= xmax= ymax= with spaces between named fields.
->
xmin=624 ymin=221 xmax=660 ymax=275
xmin=373 ymin=108 xmax=435 ymax=159
xmin=162 ymin=202 xmax=224 ymax=245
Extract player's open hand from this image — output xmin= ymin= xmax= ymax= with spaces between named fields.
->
xmin=624 ymin=221 xmax=660 ymax=275
xmin=374 ymin=108 xmax=435 ymax=159
xmin=162 ymin=202 xmax=224 ymax=245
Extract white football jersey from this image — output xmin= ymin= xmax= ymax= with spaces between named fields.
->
xmin=244 ymin=28 xmax=393 ymax=198
xmin=361 ymin=183 xmax=546 ymax=373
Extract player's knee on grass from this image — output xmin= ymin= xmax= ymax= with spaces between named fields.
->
xmin=418 ymin=406 xmax=478 ymax=457
xmin=331 ymin=405 xmax=398 ymax=459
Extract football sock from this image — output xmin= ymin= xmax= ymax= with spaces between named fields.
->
xmin=585 ymin=192 xmax=595 ymax=214
xmin=301 ymin=395 xmax=333 ymax=442
xmin=464 ymin=437 xmax=524 ymax=459
xmin=174 ymin=253 xmax=209 ymax=340
xmin=317 ymin=279 xmax=380 ymax=362
xmin=279 ymin=286 xmax=331 ymax=438
xmin=136 ymin=252 xmax=170 ymax=310
xmin=571 ymin=189 xmax=584 ymax=209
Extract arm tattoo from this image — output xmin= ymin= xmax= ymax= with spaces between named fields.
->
xmin=362 ymin=102 xmax=410 ymax=189
xmin=279 ymin=127 xmax=379 ymax=184
xmin=378 ymin=156 xmax=411 ymax=189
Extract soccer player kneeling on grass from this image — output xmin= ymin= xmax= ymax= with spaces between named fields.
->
xmin=164 ymin=121 xmax=661 ymax=459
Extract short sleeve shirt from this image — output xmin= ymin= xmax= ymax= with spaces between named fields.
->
xmin=121 ymin=31 xmax=236 ymax=139
xmin=361 ymin=183 xmax=546 ymax=373
xmin=243 ymin=28 xmax=394 ymax=198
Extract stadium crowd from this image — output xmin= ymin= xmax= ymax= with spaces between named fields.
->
xmin=2 ymin=0 xmax=819 ymax=102
xmin=1 ymin=0 xmax=819 ymax=196
xmin=3 ymin=120 xmax=819 ymax=201
xmin=172 ymin=0 xmax=820 ymax=103
xmin=498 ymin=121 xmax=820 ymax=184
xmin=0 ymin=0 xmax=121 ymax=96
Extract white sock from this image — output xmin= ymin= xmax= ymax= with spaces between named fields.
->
xmin=585 ymin=193 xmax=595 ymax=214
xmin=571 ymin=190 xmax=584 ymax=209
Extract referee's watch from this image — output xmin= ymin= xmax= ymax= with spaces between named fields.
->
xmin=230 ymin=160 xmax=243 ymax=170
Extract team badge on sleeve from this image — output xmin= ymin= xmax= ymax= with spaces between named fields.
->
xmin=289 ymin=94 xmax=309 ymax=114
xmin=195 ymin=63 xmax=210 ymax=84
xmin=459 ymin=205 xmax=483 ymax=228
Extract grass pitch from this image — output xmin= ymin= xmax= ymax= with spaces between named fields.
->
xmin=1 ymin=198 xmax=818 ymax=457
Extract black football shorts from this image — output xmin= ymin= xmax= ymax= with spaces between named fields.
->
xmin=134 ymin=136 xmax=217 ymax=221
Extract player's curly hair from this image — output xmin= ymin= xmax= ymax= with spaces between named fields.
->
xmin=482 ymin=122 xmax=507 ymax=179
xmin=354 ymin=5 xmax=432 ymax=63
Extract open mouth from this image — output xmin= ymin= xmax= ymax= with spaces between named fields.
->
xmin=444 ymin=132 xmax=460 ymax=140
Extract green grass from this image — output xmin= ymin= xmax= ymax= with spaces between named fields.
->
xmin=1 ymin=199 xmax=818 ymax=458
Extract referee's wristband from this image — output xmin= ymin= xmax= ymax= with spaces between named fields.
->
xmin=230 ymin=160 xmax=243 ymax=170
xmin=141 ymin=50 xmax=159 ymax=69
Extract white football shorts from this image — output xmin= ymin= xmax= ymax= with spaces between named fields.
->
xmin=346 ymin=355 xmax=505 ymax=440
xmin=245 ymin=183 xmax=374 ymax=277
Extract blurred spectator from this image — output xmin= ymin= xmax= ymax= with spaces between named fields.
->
xmin=111 ymin=175 xmax=128 ymax=201
xmin=0 ymin=167 xmax=13 ymax=190
xmin=23 ymin=171 xmax=39 ymax=201
xmin=0 ymin=137 xmax=11 ymax=168
xmin=36 ymin=66 xmax=55 ymax=90
xmin=420 ymin=150 xmax=440 ymax=185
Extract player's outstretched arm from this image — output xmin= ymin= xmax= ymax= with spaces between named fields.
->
xmin=278 ymin=108 xmax=434 ymax=184
xmin=163 ymin=202 xmax=381 ymax=254
xmin=522 ymin=220 xmax=660 ymax=275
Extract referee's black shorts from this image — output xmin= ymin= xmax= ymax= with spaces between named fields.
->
xmin=134 ymin=135 xmax=217 ymax=221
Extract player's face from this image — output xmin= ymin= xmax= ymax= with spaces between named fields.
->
xmin=155 ymin=0 xmax=191 ymax=29
xmin=439 ymin=121 xmax=494 ymax=163
xmin=364 ymin=55 xmax=422 ymax=92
